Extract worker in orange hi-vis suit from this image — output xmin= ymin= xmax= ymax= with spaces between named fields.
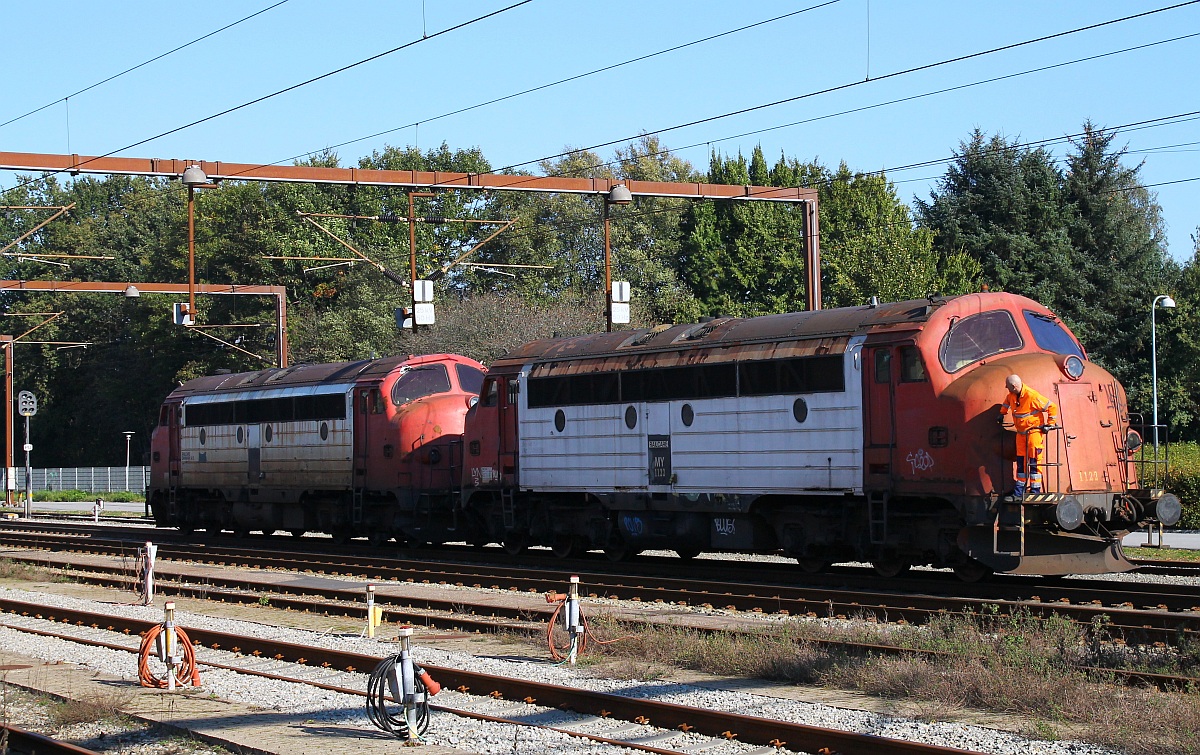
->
xmin=999 ymin=374 xmax=1059 ymax=499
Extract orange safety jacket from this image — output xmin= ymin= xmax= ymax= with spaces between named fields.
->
xmin=1000 ymin=385 xmax=1058 ymax=452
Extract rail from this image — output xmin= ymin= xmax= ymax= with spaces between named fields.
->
xmin=0 ymin=724 xmax=103 ymax=755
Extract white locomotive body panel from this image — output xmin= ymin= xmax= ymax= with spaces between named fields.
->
xmin=517 ymin=337 xmax=864 ymax=496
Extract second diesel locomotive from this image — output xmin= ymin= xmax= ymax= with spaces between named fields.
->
xmin=148 ymin=353 xmax=485 ymax=543
xmin=150 ymin=292 xmax=1181 ymax=578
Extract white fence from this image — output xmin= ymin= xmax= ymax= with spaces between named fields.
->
xmin=2 ymin=466 xmax=149 ymax=494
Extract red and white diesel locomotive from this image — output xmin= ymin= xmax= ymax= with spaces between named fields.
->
xmin=150 ymin=292 xmax=1181 ymax=578
xmin=148 ymin=353 xmax=485 ymax=543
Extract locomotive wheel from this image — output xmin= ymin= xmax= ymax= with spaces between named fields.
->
xmin=331 ymin=532 xmax=351 ymax=545
xmin=796 ymin=558 xmax=828 ymax=574
xmin=604 ymin=545 xmax=640 ymax=562
xmin=289 ymin=529 xmax=306 ymax=538
xmin=502 ymin=534 xmax=527 ymax=555
xmin=234 ymin=527 xmax=250 ymax=539
xmin=675 ymin=548 xmax=701 ymax=561
xmin=953 ymin=559 xmax=993 ymax=583
xmin=872 ymin=558 xmax=910 ymax=578
xmin=369 ymin=531 xmax=390 ymax=547
xmin=551 ymin=535 xmax=580 ymax=559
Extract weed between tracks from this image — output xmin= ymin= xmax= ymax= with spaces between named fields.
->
xmin=0 ymin=559 xmax=42 ymax=581
xmin=553 ymin=609 xmax=1200 ymax=755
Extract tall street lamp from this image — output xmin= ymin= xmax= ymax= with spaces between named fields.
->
xmin=603 ymin=184 xmax=632 ymax=332
xmin=123 ymin=431 xmax=135 ymax=492
xmin=1151 ymin=294 xmax=1176 ymax=451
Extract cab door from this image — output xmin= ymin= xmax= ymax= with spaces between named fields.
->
xmin=864 ymin=345 xmax=896 ymax=486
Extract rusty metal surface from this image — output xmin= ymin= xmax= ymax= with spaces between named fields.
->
xmin=0 ymin=151 xmax=817 ymax=203
xmin=496 ymin=298 xmax=941 ymax=371
xmin=0 ymin=724 xmax=104 ymax=755
xmin=0 ymin=279 xmax=285 ymax=296
xmin=167 ymin=357 xmax=401 ymax=397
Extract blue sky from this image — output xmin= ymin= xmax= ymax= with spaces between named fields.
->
xmin=2 ymin=1 xmax=1198 ymax=262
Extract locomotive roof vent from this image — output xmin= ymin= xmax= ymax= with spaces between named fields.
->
xmin=620 ymin=323 xmax=673 ymax=349
xmin=675 ymin=317 xmax=731 ymax=343
xmin=869 ymin=296 xmax=879 ymax=308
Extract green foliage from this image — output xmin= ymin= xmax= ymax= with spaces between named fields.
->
xmin=1163 ymin=442 xmax=1200 ymax=529
xmin=917 ymin=124 xmax=1178 ymax=432
xmin=680 ymin=148 xmax=975 ymax=317
xmin=32 ymin=490 xmax=145 ymax=503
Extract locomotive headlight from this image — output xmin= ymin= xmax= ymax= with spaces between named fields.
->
xmin=1124 ymin=429 xmax=1142 ymax=453
xmin=1061 ymin=355 xmax=1085 ymax=380
xmin=1055 ymin=496 xmax=1084 ymax=531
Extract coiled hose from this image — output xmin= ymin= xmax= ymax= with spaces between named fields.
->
xmin=366 ymin=655 xmax=433 ymax=740
xmin=137 ymin=624 xmax=200 ymax=688
xmin=545 ymin=594 xmax=633 ymax=662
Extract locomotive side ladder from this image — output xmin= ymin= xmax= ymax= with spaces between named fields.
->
xmin=993 ymin=499 xmax=1025 ymax=557
xmin=867 ymin=490 xmax=888 ymax=545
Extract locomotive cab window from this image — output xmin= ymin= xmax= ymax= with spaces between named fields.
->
xmin=1023 ymin=311 xmax=1085 ymax=359
xmin=874 ymin=350 xmax=891 ymax=383
xmin=899 ymin=346 xmax=927 ymax=382
xmin=939 ymin=310 xmax=1024 ymax=373
xmin=481 ymin=378 xmax=499 ymax=407
xmin=456 ymin=364 xmax=486 ymax=396
xmin=391 ymin=364 xmax=452 ymax=406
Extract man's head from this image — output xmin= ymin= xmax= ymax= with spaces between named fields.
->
xmin=1005 ymin=374 xmax=1023 ymax=395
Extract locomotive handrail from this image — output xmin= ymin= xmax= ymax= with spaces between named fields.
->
xmin=999 ymin=421 xmax=1064 ymax=498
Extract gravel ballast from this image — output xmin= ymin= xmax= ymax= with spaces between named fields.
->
xmin=0 ymin=585 xmax=1122 ymax=755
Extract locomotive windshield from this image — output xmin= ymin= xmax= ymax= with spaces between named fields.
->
xmin=939 ymin=310 xmax=1024 ymax=373
xmin=391 ymin=364 xmax=452 ymax=406
xmin=1023 ymin=311 xmax=1085 ymax=359
xmin=456 ymin=364 xmax=486 ymax=395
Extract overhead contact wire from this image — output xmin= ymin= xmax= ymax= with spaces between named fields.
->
xmin=0 ymin=0 xmax=293 ymax=131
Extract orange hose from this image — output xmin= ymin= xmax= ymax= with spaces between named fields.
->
xmin=137 ymin=624 xmax=200 ymax=688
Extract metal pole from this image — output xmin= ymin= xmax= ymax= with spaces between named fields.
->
xmin=186 ymin=185 xmax=196 ymax=319
xmin=124 ymin=432 xmax=133 ymax=492
xmin=603 ymin=201 xmax=611 ymax=333
xmin=1152 ymin=298 xmax=1159 ymax=452
xmin=2 ymin=338 xmax=12 ymax=509
xmin=23 ymin=415 xmax=31 ymax=518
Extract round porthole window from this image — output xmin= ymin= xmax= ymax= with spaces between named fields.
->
xmin=554 ymin=409 xmax=566 ymax=432
xmin=236 ymin=427 xmax=244 ymax=444
xmin=320 ymin=422 xmax=330 ymax=441
xmin=793 ymin=398 xmax=809 ymax=423
xmin=264 ymin=425 xmax=273 ymax=443
xmin=199 ymin=428 xmax=206 ymax=445
xmin=681 ymin=404 xmax=694 ymax=427
xmin=625 ymin=406 xmax=638 ymax=429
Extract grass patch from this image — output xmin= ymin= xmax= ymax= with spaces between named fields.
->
xmin=1126 ymin=546 xmax=1200 ymax=562
xmin=46 ymin=690 xmax=133 ymax=728
xmin=0 ymin=559 xmax=43 ymax=581
xmin=566 ymin=610 xmax=1200 ymax=755
xmin=34 ymin=490 xmax=145 ymax=503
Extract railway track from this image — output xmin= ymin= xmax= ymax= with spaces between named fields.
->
xmin=3 ymin=526 xmax=1198 ymax=644
xmin=0 ymin=724 xmax=102 ymax=755
xmin=3 ymin=536 xmax=1198 ymax=692
xmin=0 ymin=595 xmax=992 ymax=755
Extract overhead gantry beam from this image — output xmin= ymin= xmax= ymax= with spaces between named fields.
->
xmin=0 ymin=150 xmax=822 ymax=309
xmin=0 ymin=280 xmax=288 ymax=368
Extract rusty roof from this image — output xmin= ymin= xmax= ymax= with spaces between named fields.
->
xmin=495 ymin=297 xmax=944 ymax=371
